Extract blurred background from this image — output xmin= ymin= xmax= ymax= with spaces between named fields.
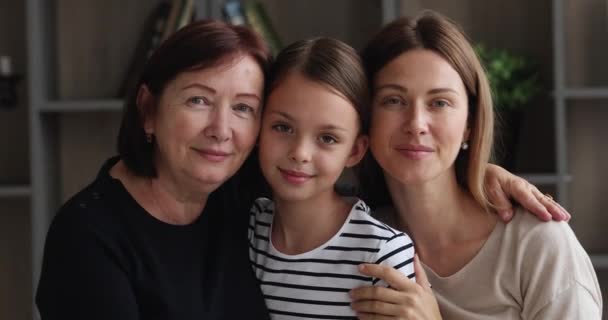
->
xmin=0 ymin=0 xmax=606 ymax=318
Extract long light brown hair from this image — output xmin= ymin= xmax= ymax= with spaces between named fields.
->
xmin=360 ymin=10 xmax=494 ymax=210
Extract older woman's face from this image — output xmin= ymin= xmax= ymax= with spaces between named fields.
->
xmin=369 ymin=49 xmax=469 ymax=186
xmin=146 ymin=55 xmax=264 ymax=192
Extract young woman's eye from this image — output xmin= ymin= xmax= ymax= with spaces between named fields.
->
xmin=380 ymin=96 xmax=405 ymax=107
xmin=319 ymin=135 xmax=338 ymax=145
xmin=187 ymin=96 xmax=210 ymax=106
xmin=431 ymin=99 xmax=450 ymax=108
xmin=272 ymin=124 xmax=293 ymax=134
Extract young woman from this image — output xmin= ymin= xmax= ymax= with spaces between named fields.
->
xmin=351 ymin=11 xmax=602 ymax=319
xmin=249 ymin=38 xmax=414 ymax=319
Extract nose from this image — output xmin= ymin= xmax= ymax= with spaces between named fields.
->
xmin=402 ymin=103 xmax=428 ymax=136
xmin=289 ymin=138 xmax=312 ymax=164
xmin=204 ymin=105 xmax=231 ymax=142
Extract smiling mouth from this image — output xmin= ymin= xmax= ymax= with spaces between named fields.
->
xmin=395 ymin=147 xmax=434 ymax=160
xmin=278 ymin=168 xmax=313 ymax=184
xmin=193 ymin=148 xmax=231 ymax=162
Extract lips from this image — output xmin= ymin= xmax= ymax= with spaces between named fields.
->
xmin=395 ymin=144 xmax=434 ymax=160
xmin=193 ymin=148 xmax=231 ymax=162
xmin=278 ymin=168 xmax=313 ymax=184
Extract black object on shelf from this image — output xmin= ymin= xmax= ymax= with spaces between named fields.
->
xmin=0 ymin=56 xmax=20 ymax=109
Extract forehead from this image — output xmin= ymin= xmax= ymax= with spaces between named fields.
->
xmin=375 ymin=49 xmax=465 ymax=92
xmin=170 ymin=55 xmax=264 ymax=91
xmin=265 ymin=72 xmax=359 ymax=124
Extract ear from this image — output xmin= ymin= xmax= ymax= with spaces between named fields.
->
xmin=137 ymin=84 xmax=156 ymax=135
xmin=345 ymin=134 xmax=369 ymax=168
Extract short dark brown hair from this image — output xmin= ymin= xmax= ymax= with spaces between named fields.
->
xmin=359 ymin=11 xmax=494 ymax=209
xmin=117 ymin=19 xmax=272 ymax=177
xmin=267 ymin=37 xmax=370 ymax=134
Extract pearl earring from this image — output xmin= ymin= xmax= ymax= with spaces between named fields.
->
xmin=461 ymin=141 xmax=469 ymax=150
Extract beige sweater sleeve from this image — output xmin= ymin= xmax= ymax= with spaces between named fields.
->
xmin=517 ymin=215 xmax=602 ymax=319
xmin=532 ymin=282 xmax=602 ymax=320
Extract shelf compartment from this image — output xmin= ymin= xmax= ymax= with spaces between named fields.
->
xmin=517 ymin=173 xmax=572 ymax=185
xmin=0 ymin=185 xmax=31 ymax=198
xmin=590 ymin=254 xmax=608 ymax=270
xmin=40 ymin=99 xmax=124 ymax=113
xmin=563 ymin=88 xmax=608 ymax=99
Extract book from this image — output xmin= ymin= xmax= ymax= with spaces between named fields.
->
xmin=175 ymin=0 xmax=195 ymax=31
xmin=222 ymin=0 xmax=247 ymax=26
xmin=242 ymin=1 xmax=283 ymax=56
xmin=117 ymin=1 xmax=172 ymax=98
xmin=160 ymin=0 xmax=183 ymax=42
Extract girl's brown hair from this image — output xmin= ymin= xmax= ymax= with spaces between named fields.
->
xmin=360 ymin=10 xmax=494 ymax=210
xmin=267 ymin=37 xmax=370 ymax=133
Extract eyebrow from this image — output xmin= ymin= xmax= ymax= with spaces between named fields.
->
xmin=375 ymin=84 xmax=460 ymax=96
xmin=268 ymin=110 xmax=349 ymax=132
xmin=182 ymin=83 xmax=261 ymax=102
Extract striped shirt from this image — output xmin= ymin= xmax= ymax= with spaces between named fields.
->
xmin=248 ymin=197 xmax=415 ymax=319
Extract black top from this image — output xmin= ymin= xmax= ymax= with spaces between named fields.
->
xmin=36 ymin=157 xmax=270 ymax=319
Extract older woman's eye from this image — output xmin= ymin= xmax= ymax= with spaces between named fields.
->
xmin=233 ymin=103 xmax=255 ymax=115
xmin=187 ymin=96 xmax=210 ymax=106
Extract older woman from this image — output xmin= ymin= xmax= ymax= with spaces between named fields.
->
xmin=36 ymin=18 xmax=569 ymax=320
xmin=351 ymin=11 xmax=602 ymax=319
xmin=36 ymin=20 xmax=271 ymax=319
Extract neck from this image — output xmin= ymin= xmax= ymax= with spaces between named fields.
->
xmin=271 ymin=191 xmax=351 ymax=255
xmin=112 ymin=160 xmax=209 ymax=225
xmin=386 ymin=169 xmax=496 ymax=259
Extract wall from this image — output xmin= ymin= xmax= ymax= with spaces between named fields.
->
xmin=0 ymin=0 xmax=32 ymax=319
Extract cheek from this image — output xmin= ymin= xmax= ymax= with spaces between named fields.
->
xmin=233 ymin=119 xmax=260 ymax=151
xmin=369 ymin=112 xmax=396 ymax=156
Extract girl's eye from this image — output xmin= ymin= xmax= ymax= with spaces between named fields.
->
xmin=431 ymin=100 xmax=450 ymax=108
xmin=272 ymin=124 xmax=293 ymax=134
xmin=187 ymin=96 xmax=210 ymax=106
xmin=319 ymin=135 xmax=338 ymax=145
xmin=233 ymin=103 xmax=255 ymax=115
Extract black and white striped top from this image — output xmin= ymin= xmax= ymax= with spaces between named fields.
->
xmin=248 ymin=198 xmax=415 ymax=319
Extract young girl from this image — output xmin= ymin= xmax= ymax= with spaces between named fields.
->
xmin=248 ymin=38 xmax=416 ymax=319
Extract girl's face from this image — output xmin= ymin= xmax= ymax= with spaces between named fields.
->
xmin=259 ymin=72 xmax=368 ymax=202
xmin=370 ymin=49 xmax=470 ymax=186
xmin=143 ymin=55 xmax=264 ymax=194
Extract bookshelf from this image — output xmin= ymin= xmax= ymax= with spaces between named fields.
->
xmin=0 ymin=185 xmax=31 ymax=198
xmin=25 ymin=1 xmax=401 ymax=319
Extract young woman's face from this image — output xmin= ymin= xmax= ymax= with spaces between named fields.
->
xmin=144 ymin=55 xmax=264 ymax=193
xmin=259 ymin=72 xmax=367 ymax=202
xmin=370 ymin=49 xmax=470 ymax=186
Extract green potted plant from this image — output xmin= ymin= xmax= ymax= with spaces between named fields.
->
xmin=475 ymin=44 xmax=541 ymax=170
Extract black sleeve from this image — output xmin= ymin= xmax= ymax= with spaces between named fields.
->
xmin=36 ymin=209 xmax=139 ymax=320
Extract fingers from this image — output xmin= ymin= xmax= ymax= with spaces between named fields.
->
xmin=531 ymin=189 xmax=570 ymax=221
xmin=485 ymin=174 xmax=514 ymax=221
xmin=356 ymin=313 xmax=394 ymax=320
xmin=413 ymin=254 xmax=432 ymax=293
xmin=509 ymin=179 xmax=552 ymax=221
xmin=350 ymin=285 xmax=403 ymax=304
xmin=357 ymin=264 xmax=415 ymax=292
